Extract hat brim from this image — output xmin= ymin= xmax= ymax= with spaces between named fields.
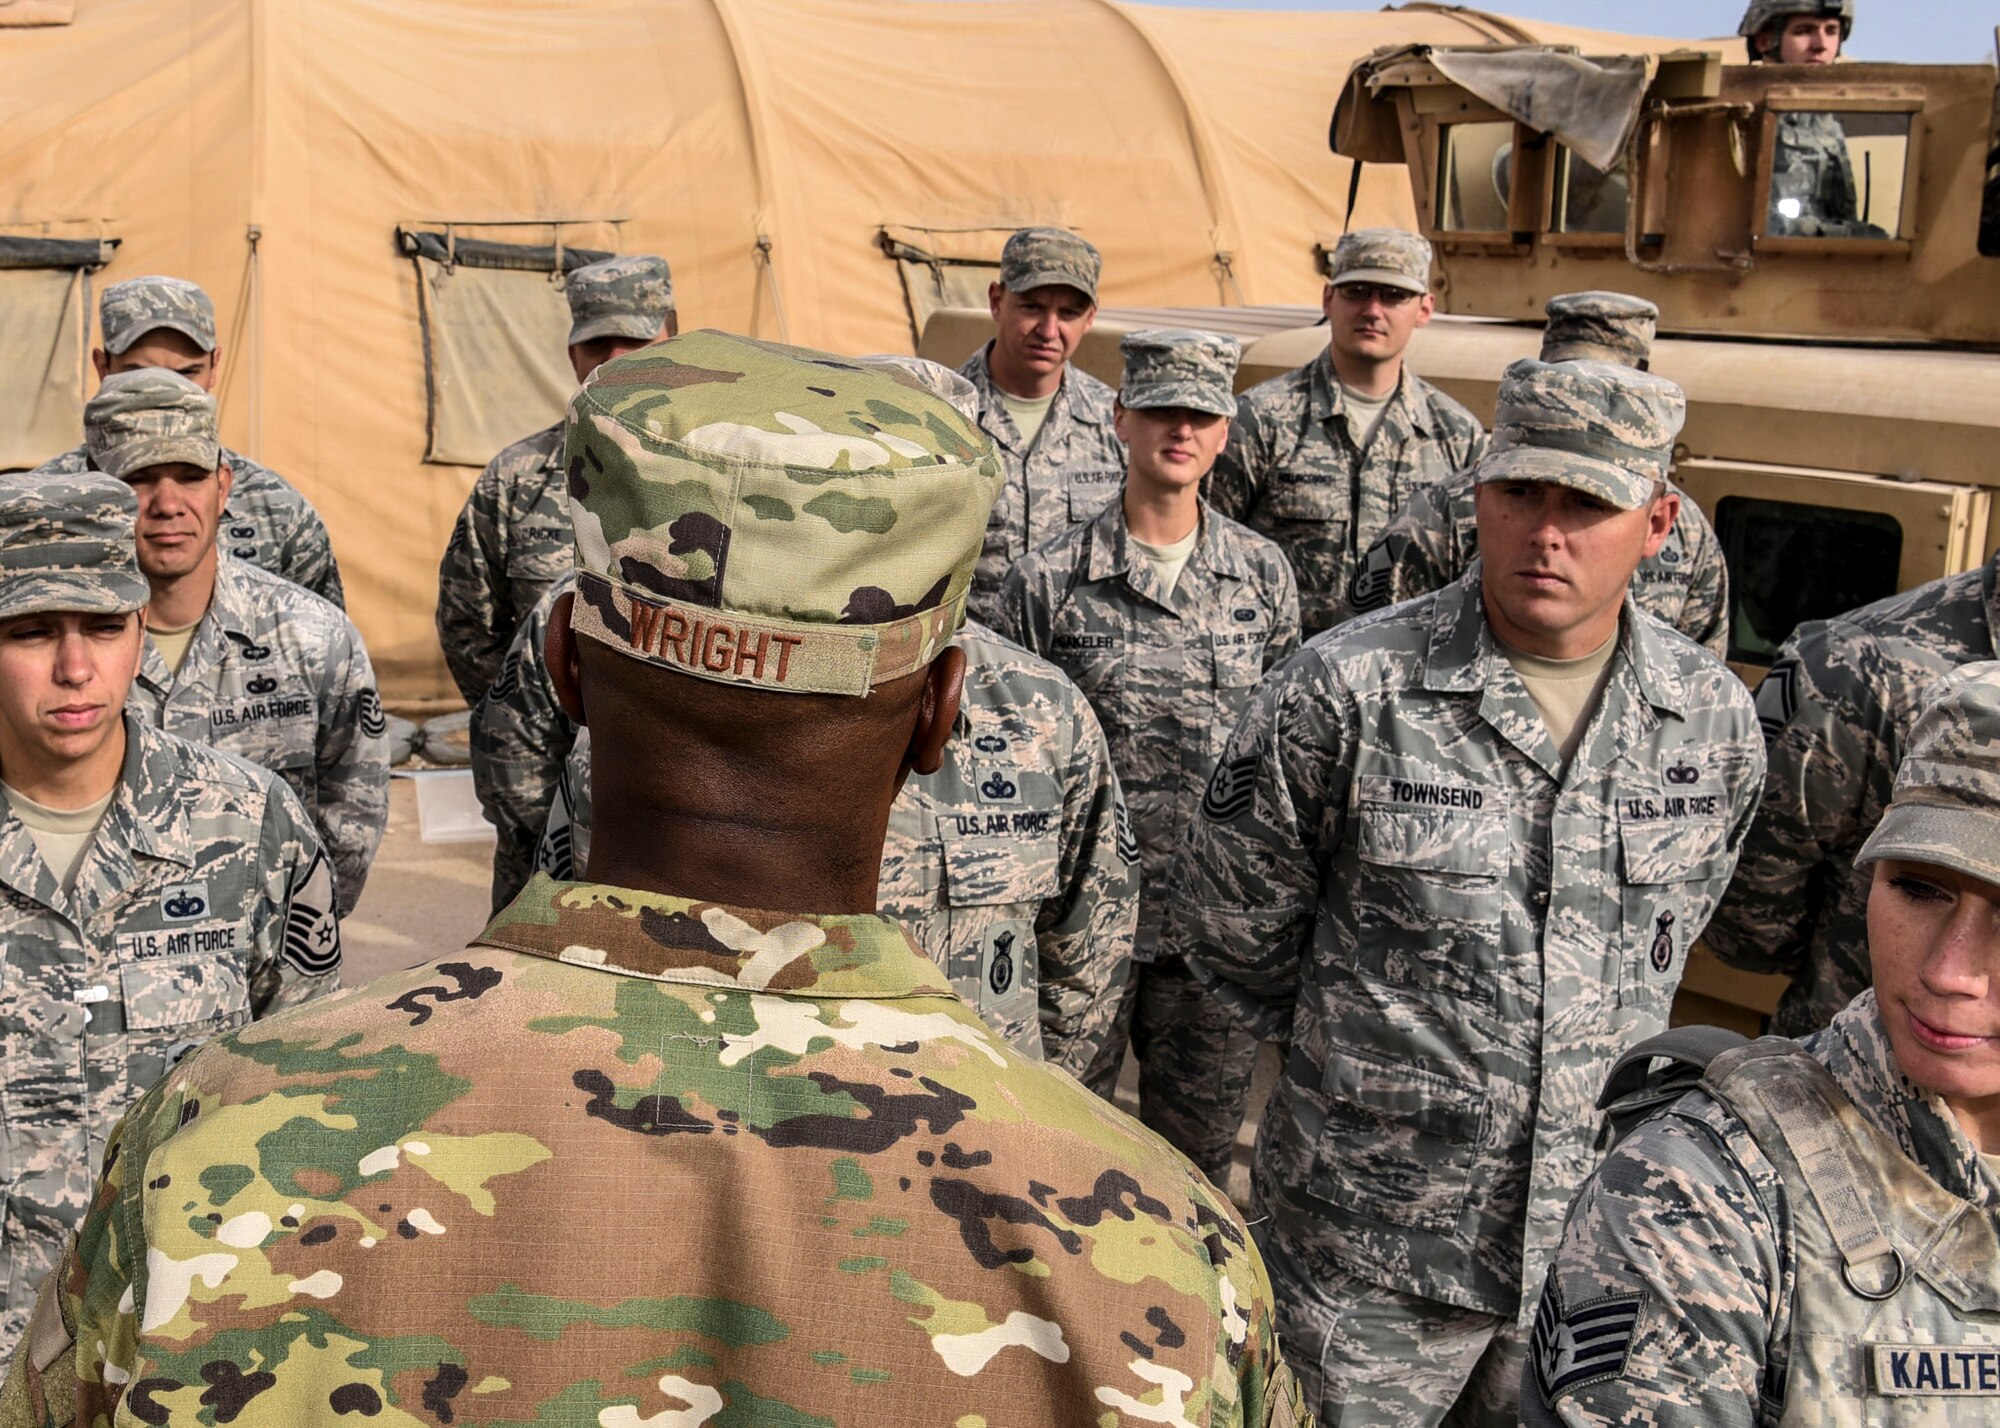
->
xmin=1329 ymin=268 xmax=1428 ymax=294
xmin=567 ymin=314 xmax=667 ymax=347
xmin=1119 ymin=384 xmax=1236 ymax=418
xmin=0 ymin=571 xmax=149 ymax=624
xmin=1002 ymin=270 xmax=1097 ymax=302
xmin=1473 ymin=445 xmax=1655 ymax=511
xmin=104 ymin=318 xmax=216 ymax=357
xmin=1858 ymin=803 xmax=2000 ymax=890
xmin=95 ymin=438 xmax=221 ymax=482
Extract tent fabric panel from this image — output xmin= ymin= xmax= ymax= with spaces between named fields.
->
xmin=411 ymin=256 xmax=580 ymax=467
xmin=0 ymin=267 xmax=89 ymax=471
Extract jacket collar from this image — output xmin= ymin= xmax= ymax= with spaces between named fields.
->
xmin=965 ymin=342 xmax=1104 ymax=453
xmin=475 ymin=874 xmax=957 ymax=1001
xmin=136 ymin=555 xmax=258 ymax=696
xmin=1307 ymin=349 xmax=1431 ymax=440
xmin=1082 ymin=497 xmax=1250 ymax=610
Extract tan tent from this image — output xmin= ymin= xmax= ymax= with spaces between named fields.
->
xmin=0 ymin=0 xmax=1687 ymax=706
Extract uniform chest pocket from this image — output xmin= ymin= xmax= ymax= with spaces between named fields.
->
xmin=1308 ymin=1045 xmax=1488 ymax=1233
xmin=504 ymin=540 xmax=573 ymax=587
xmin=119 ymin=951 xmax=251 ymax=1098
xmin=1065 ymin=469 xmax=1123 ymax=523
xmin=1351 ymin=784 xmax=1509 ymax=1008
xmin=1262 ymin=472 xmax=1351 ymax=526
xmin=1617 ymin=804 xmax=1733 ymax=1005
xmin=939 ymin=826 xmax=1060 ymax=1019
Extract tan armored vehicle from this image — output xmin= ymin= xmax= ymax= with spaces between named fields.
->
xmin=921 ymin=39 xmax=2000 ymax=1032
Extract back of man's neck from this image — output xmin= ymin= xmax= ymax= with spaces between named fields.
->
xmin=586 ymin=806 xmax=887 ymax=916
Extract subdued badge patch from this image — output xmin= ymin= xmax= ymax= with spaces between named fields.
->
xmin=1755 ymin=661 xmax=1799 ymax=743
xmin=1115 ymin=800 xmax=1138 ymax=865
xmin=1531 ymin=1279 xmax=1644 ymax=1405
xmin=1202 ymin=755 xmax=1258 ymax=823
xmin=1347 ymin=540 xmax=1396 ymax=613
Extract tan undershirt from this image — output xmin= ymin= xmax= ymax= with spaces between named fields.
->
xmin=1130 ymin=527 xmax=1200 ymax=598
xmin=1983 ymin=1152 xmax=2000 ymax=1184
xmin=998 ymin=388 xmax=1055 ymax=448
xmin=1499 ymin=633 xmax=1619 ymax=769
xmin=148 ymin=619 xmax=201 ymax=677
xmin=1340 ymin=383 xmax=1393 ymax=449
xmin=2 ymin=782 xmax=115 ymax=893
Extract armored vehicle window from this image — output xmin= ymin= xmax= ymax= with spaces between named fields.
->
xmin=1765 ymin=111 xmax=1911 ymax=241
xmin=1435 ymin=121 xmax=1515 ymax=233
xmin=1716 ymin=497 xmax=1901 ymax=663
xmin=1551 ymin=148 xmax=1627 ymax=236
xmin=397 ymin=228 xmax=615 ymax=467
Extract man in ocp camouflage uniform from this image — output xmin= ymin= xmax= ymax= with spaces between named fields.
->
xmin=1209 ymin=228 xmax=1486 ymax=638
xmin=1346 ymin=292 xmax=1731 ymax=658
xmin=1169 ymin=358 xmax=1763 ymax=1424
xmin=1 ymin=332 xmax=1307 ymax=1428
xmin=959 ymin=227 xmax=1126 ymax=627
xmin=434 ymin=255 xmax=677 ymax=702
xmin=87 ymin=370 xmax=389 ymax=916
xmin=1742 ymin=2 xmax=1882 ymax=239
xmin=0 ymin=470 xmax=339 ymax=1361
xmin=995 ymin=329 xmax=1299 ymax=1181
xmin=484 ymin=576 xmax=1140 ymax=1077
xmin=1705 ymin=548 xmax=2000 ymax=1034
xmin=33 ymin=275 xmax=344 ymax=606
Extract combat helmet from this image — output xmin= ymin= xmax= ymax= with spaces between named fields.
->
xmin=1739 ymin=0 xmax=1853 ymax=58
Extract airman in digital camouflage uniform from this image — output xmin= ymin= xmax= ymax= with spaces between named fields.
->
xmin=1528 ymin=661 xmax=2000 ymax=1427
xmin=959 ymin=227 xmax=1127 ymax=626
xmin=1705 ymin=550 xmax=2000 ymax=1034
xmin=85 ymin=370 xmax=389 ymax=917
xmin=1 ymin=332 xmax=1307 ymax=1428
xmin=1209 ymin=228 xmax=1486 ymax=638
xmin=530 ymin=620 xmax=1140 ymax=1078
xmin=34 ymin=275 xmax=344 ymax=607
xmin=1346 ymin=292 xmax=1731 ymax=659
xmin=0 ymin=469 xmax=339 ymax=1362
xmin=1169 ymin=358 xmax=1763 ymax=1425
xmin=1742 ymin=2 xmax=1882 ymax=239
xmin=434 ymin=255 xmax=676 ymax=702
xmin=995 ymin=329 xmax=1300 ymax=1180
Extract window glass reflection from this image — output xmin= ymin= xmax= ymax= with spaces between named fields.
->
xmin=1768 ymin=111 xmax=1908 ymax=239
xmin=1435 ymin=121 xmax=1515 ymax=232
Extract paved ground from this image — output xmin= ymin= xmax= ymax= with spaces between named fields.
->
xmin=341 ymin=775 xmax=1276 ymax=1204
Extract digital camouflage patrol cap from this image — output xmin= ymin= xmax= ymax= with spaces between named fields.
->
xmin=1118 ymin=328 xmax=1241 ymax=417
xmin=858 ymin=356 xmax=981 ymax=423
xmin=1739 ymin=0 xmax=1854 ymax=41
xmin=999 ymin=228 xmax=1100 ymax=302
xmin=1542 ymin=291 xmax=1659 ymax=368
xmin=0 ymin=469 xmax=149 ymax=623
xmin=564 ymin=329 xmax=1004 ymax=697
xmin=566 ymin=255 xmax=674 ymax=347
xmin=84 ymin=369 xmax=221 ymax=480
xmin=99 ymin=275 xmax=216 ymax=356
xmin=1859 ymin=661 xmax=2000 ymax=888
xmin=1328 ymin=228 xmax=1433 ymax=294
xmin=1476 ymin=358 xmax=1685 ymax=510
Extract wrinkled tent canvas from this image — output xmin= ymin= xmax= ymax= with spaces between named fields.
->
xmin=0 ymin=0 xmax=1685 ymax=705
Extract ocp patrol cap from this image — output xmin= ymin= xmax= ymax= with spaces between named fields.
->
xmin=1860 ymin=662 xmax=2000 ymax=889
xmin=1542 ymin=291 xmax=1659 ymax=368
xmin=99 ymin=275 xmax=217 ymax=356
xmin=1118 ymin=329 xmax=1241 ymax=417
xmin=1327 ymin=228 xmax=1432 ymax=294
xmin=566 ymin=255 xmax=674 ymax=346
xmin=0 ymin=470 xmax=149 ymax=622
xmin=564 ymin=329 xmax=1004 ymax=697
xmin=1475 ymin=358 xmax=1685 ymax=510
xmin=84 ymin=369 xmax=221 ymax=480
xmin=999 ymin=228 xmax=1100 ymax=302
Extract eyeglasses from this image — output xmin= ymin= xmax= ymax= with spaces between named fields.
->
xmin=1332 ymin=282 xmax=1423 ymax=308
